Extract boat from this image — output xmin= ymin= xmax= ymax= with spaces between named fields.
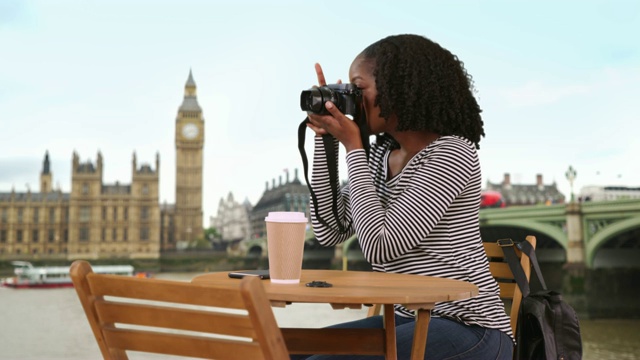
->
xmin=1 ymin=261 xmax=135 ymax=289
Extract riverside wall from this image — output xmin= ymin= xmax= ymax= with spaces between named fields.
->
xmin=2 ymin=252 xmax=638 ymax=319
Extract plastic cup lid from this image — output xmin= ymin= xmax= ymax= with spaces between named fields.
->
xmin=265 ymin=211 xmax=308 ymax=223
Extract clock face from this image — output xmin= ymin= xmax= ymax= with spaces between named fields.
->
xmin=182 ymin=123 xmax=199 ymax=139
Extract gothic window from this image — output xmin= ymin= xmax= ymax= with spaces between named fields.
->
xmin=48 ymin=230 xmax=55 ymax=242
xmin=79 ymin=227 xmax=89 ymax=242
xmin=0 ymin=230 xmax=6 ymax=243
xmin=33 ymin=208 xmax=39 ymax=223
xmin=17 ymin=208 xmax=23 ymax=223
xmin=79 ymin=207 xmax=91 ymax=222
xmin=63 ymin=229 xmax=68 ymax=242
xmin=82 ymin=183 xmax=89 ymax=195
xmin=112 ymin=228 xmax=116 ymax=241
xmin=49 ymin=208 xmax=55 ymax=223
xmin=142 ymin=184 xmax=149 ymax=195
xmin=1 ymin=208 xmax=7 ymax=223
xmin=17 ymin=230 xmax=23 ymax=243
xmin=101 ymin=228 xmax=106 ymax=242
xmin=32 ymin=230 xmax=38 ymax=242
xmin=113 ymin=207 xmax=117 ymax=220
xmin=140 ymin=227 xmax=149 ymax=241
xmin=123 ymin=228 xmax=128 ymax=241
xmin=102 ymin=207 xmax=107 ymax=220
xmin=124 ymin=207 xmax=128 ymax=220
xmin=141 ymin=207 xmax=149 ymax=220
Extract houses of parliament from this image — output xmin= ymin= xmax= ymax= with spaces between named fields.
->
xmin=0 ymin=71 xmax=204 ymax=260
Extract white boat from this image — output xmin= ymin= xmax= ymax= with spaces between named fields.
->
xmin=1 ymin=261 xmax=135 ymax=289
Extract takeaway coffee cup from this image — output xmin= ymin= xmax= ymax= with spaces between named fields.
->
xmin=265 ymin=211 xmax=308 ymax=284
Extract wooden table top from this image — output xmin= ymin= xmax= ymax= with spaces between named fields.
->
xmin=192 ymin=269 xmax=478 ymax=310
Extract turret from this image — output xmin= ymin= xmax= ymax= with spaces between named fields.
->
xmin=40 ymin=151 xmax=53 ymax=193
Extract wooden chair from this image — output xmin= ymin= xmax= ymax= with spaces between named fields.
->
xmin=70 ymin=260 xmax=289 ymax=360
xmin=483 ymin=235 xmax=536 ymax=337
xmin=366 ymin=235 xmax=536 ymax=337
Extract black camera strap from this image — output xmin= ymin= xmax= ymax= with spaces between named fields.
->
xmin=298 ymin=119 xmax=348 ymax=233
xmin=297 ymin=110 xmax=370 ymax=235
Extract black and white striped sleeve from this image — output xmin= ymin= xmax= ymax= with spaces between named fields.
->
xmin=345 ymin=141 xmax=474 ymax=264
xmin=309 ymin=136 xmax=355 ymax=246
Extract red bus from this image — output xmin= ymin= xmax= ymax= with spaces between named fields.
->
xmin=480 ymin=191 xmax=505 ymax=209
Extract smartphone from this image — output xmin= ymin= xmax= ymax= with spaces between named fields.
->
xmin=228 ymin=270 xmax=270 ymax=279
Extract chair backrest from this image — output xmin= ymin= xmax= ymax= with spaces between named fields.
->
xmin=70 ymin=260 xmax=289 ymax=360
xmin=483 ymin=235 xmax=536 ymax=337
xmin=365 ymin=235 xmax=536 ymax=339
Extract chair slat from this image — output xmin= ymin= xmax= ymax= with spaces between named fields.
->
xmin=95 ymin=300 xmax=256 ymax=338
xmin=102 ymin=327 xmax=264 ymax=360
xmin=282 ymin=328 xmax=386 ymax=355
xmin=497 ymin=282 xmax=517 ymax=299
xmin=88 ymin=274 xmax=246 ymax=309
xmin=489 ymin=262 xmax=514 ymax=279
xmin=482 ymin=243 xmax=505 ymax=258
xmin=71 ymin=260 xmax=290 ymax=360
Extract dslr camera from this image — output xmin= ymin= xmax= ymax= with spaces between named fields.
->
xmin=300 ymin=83 xmax=362 ymax=116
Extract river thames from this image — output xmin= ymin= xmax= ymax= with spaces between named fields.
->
xmin=1 ymin=272 xmax=638 ymax=360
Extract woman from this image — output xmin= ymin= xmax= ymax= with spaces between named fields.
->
xmin=304 ymin=34 xmax=513 ymax=359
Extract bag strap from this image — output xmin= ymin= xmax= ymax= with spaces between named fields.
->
xmin=515 ymin=239 xmax=547 ymax=291
xmin=498 ymin=238 xmax=548 ymax=298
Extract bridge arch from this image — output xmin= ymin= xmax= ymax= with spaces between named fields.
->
xmin=480 ymin=219 xmax=567 ymax=250
xmin=586 ymin=216 xmax=640 ymax=267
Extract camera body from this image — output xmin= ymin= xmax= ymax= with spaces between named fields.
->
xmin=300 ymin=83 xmax=362 ymax=116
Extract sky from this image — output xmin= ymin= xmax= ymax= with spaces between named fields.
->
xmin=1 ymin=0 xmax=639 ymax=225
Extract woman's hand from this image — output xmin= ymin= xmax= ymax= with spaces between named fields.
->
xmin=306 ymin=63 xmax=363 ymax=152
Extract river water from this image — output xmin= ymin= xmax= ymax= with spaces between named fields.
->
xmin=0 ymin=273 xmax=638 ymax=360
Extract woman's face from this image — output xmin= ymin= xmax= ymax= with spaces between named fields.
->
xmin=349 ymin=56 xmax=394 ymax=134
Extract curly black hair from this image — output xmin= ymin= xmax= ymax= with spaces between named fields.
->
xmin=360 ymin=34 xmax=485 ymax=148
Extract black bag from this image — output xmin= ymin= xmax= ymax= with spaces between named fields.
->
xmin=499 ymin=239 xmax=583 ymax=360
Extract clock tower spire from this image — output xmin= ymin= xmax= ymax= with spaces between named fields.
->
xmin=174 ymin=69 xmax=204 ymax=246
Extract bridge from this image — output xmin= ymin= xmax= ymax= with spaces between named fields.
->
xmin=241 ymin=199 xmax=640 ymax=270
xmin=340 ymin=199 xmax=640 ymax=269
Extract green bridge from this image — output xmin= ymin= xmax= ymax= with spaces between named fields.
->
xmin=244 ymin=199 xmax=640 ymax=270
xmin=338 ymin=199 xmax=640 ymax=269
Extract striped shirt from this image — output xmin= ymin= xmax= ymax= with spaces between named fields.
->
xmin=310 ymin=134 xmax=513 ymax=340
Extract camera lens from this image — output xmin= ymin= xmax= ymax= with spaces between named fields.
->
xmin=300 ymin=87 xmax=331 ymax=114
xmin=301 ymin=89 xmax=319 ymax=113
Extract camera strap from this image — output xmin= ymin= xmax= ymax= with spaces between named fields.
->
xmin=298 ymin=118 xmax=348 ymax=233
xmin=297 ymin=114 xmax=370 ymax=235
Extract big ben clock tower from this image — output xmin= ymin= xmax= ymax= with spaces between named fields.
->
xmin=175 ymin=69 xmax=204 ymax=244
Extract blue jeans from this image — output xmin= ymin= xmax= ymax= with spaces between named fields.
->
xmin=291 ymin=315 xmax=513 ymax=360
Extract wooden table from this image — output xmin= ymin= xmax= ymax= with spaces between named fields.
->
xmin=192 ymin=270 xmax=478 ymax=360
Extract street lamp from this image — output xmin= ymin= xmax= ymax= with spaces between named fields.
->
xmin=565 ymin=165 xmax=577 ymax=202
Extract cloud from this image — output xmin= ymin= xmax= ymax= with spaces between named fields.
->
xmin=499 ymin=81 xmax=592 ymax=108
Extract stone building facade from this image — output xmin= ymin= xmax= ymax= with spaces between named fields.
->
xmin=0 ymin=71 xmax=204 ymax=260
xmin=210 ymin=192 xmax=253 ymax=249
xmin=0 ymin=151 xmax=161 ymax=259
xmin=250 ymin=169 xmax=310 ymax=238
xmin=485 ymin=173 xmax=565 ymax=206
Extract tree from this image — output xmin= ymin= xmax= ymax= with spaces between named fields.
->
xmin=204 ymin=226 xmax=225 ymax=251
